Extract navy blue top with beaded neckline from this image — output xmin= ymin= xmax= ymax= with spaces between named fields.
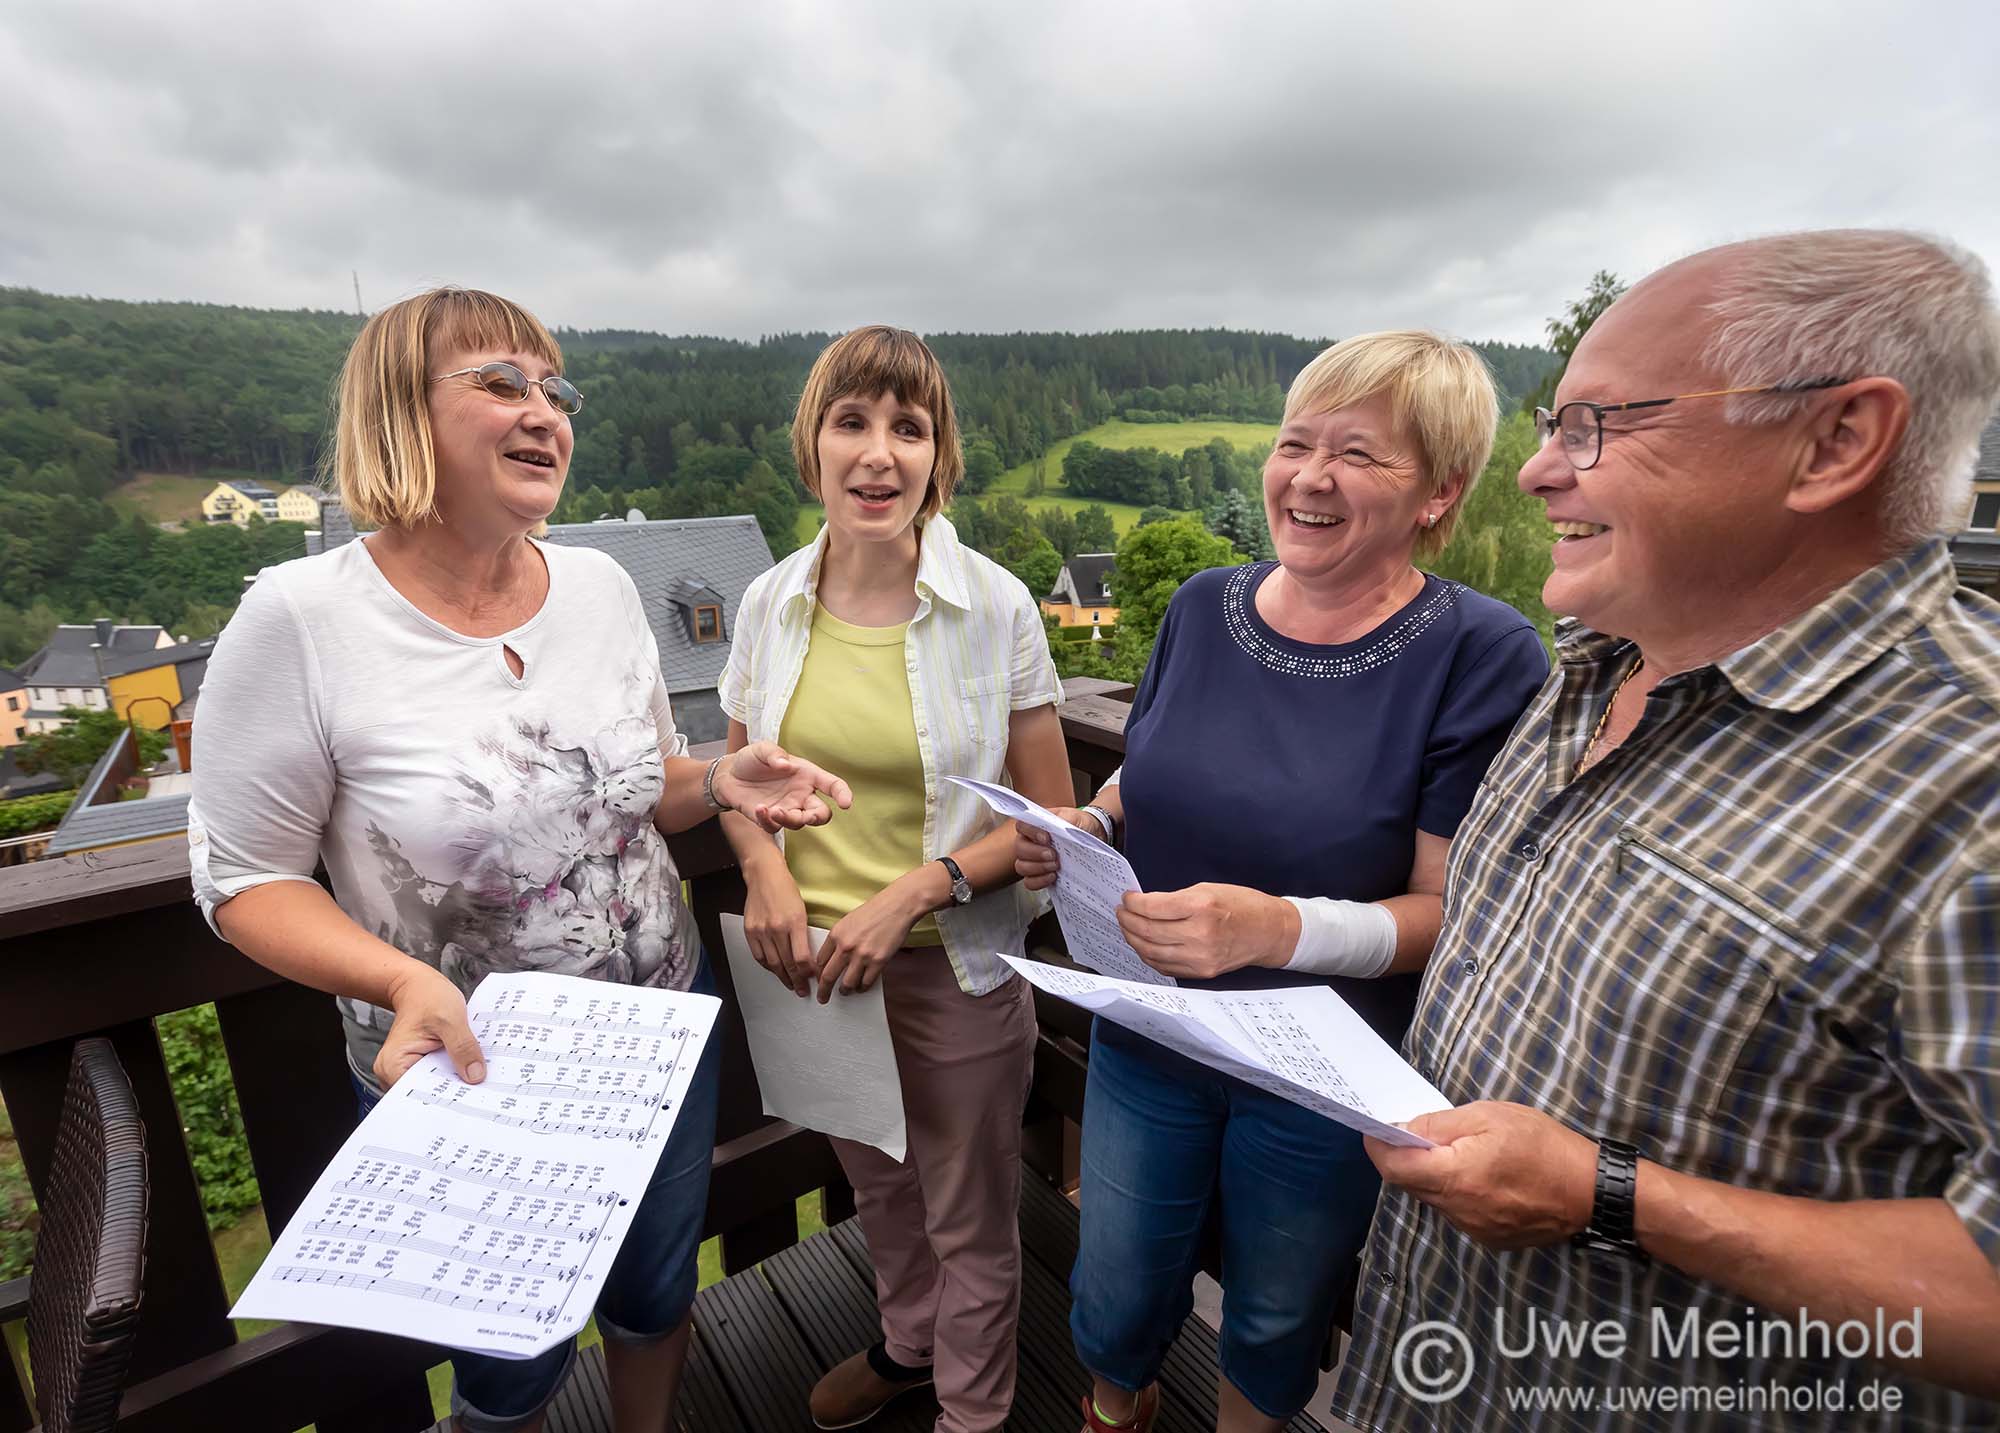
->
xmin=1117 ymin=561 xmax=1550 ymax=1041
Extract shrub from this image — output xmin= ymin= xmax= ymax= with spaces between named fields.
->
xmin=0 ymin=790 xmax=76 ymax=840
xmin=158 ymin=1005 xmax=262 ymax=1228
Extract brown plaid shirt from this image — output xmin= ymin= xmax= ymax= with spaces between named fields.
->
xmin=1331 ymin=540 xmax=2000 ymax=1432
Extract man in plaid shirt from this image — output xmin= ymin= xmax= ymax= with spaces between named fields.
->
xmin=1333 ymin=230 xmax=2000 ymax=1431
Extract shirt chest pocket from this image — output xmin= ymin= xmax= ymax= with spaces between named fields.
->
xmin=1575 ymin=826 xmax=1828 ymax=1126
xmin=742 ymin=687 xmax=775 ymax=740
xmin=957 ymin=672 xmax=1012 ymax=756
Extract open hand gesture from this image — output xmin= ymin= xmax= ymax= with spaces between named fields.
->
xmin=719 ymin=740 xmax=854 ymax=833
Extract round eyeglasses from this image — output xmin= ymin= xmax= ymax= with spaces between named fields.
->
xmin=432 ymin=361 xmax=584 ymax=416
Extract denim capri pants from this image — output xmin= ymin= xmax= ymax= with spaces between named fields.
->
xmin=1069 ymin=1016 xmax=1382 ymax=1421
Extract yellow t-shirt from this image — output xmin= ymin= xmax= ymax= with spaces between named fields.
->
xmin=776 ymin=606 xmax=942 ymax=945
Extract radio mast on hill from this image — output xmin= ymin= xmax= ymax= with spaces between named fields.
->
xmin=352 ymin=271 xmax=365 ymax=318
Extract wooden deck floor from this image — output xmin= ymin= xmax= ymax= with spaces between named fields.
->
xmin=433 ymin=1174 xmax=1335 ymax=1432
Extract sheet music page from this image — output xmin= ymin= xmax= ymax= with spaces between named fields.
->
xmin=231 ymin=970 xmax=721 ymax=1358
xmin=1003 ymin=956 xmax=1445 ymax=1148
xmin=1208 ymin=986 xmax=1449 ymax=1145
xmin=998 ymin=954 xmax=1250 ymax=1065
xmin=946 ymin=776 xmax=1174 ymax=986
xmin=719 ymin=914 xmax=908 ymax=1162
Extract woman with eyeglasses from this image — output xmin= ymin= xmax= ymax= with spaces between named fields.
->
xmin=1015 ymin=333 xmax=1550 ymax=1433
xmin=187 ymin=286 xmax=850 ymax=1433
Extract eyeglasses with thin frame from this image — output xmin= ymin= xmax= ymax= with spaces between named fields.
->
xmin=432 ymin=361 xmax=584 ymax=416
xmin=1533 ymin=376 xmax=1849 ymax=472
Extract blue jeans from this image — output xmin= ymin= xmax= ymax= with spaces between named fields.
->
xmin=1070 ymin=1017 xmax=1381 ymax=1421
xmin=351 ymin=956 xmax=723 ymax=1433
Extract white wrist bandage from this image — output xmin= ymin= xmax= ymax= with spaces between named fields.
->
xmin=1281 ymin=897 xmax=1398 ymax=978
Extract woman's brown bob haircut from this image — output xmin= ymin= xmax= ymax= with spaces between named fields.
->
xmin=792 ymin=327 xmax=964 ymax=523
xmin=324 ymin=287 xmax=566 ymax=529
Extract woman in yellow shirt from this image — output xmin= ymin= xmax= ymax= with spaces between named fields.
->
xmin=719 ymin=327 xmax=1072 ymax=1433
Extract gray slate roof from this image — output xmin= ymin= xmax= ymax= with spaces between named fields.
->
xmin=0 ymin=666 xmax=21 ymax=690
xmin=175 ymin=658 xmax=209 ymax=718
xmin=224 ymin=478 xmax=277 ymax=499
xmin=17 ymin=624 xmax=169 ymax=688
xmin=1052 ymin=553 xmax=1116 ymax=604
xmin=42 ymin=794 xmax=192 ymax=856
xmin=98 ymin=638 xmax=218 ymax=680
xmin=1976 ymin=412 xmax=2000 ymax=486
xmin=544 ymin=515 xmax=774 ymax=695
xmin=42 ymin=724 xmax=192 ymax=855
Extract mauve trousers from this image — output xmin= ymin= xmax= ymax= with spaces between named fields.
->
xmin=826 ymin=947 xmax=1039 ymax=1433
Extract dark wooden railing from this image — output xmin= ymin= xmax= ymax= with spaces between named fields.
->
xmin=0 ymin=678 xmax=1131 ymax=1433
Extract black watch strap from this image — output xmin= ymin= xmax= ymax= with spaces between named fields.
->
xmin=1574 ymin=1137 xmax=1647 ymax=1263
xmin=937 ymin=856 xmax=973 ymax=906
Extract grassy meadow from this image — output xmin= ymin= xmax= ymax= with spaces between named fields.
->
xmin=105 ymin=471 xmax=300 ymax=527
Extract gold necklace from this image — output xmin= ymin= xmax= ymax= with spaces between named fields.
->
xmin=1579 ymin=657 xmax=1644 ymax=772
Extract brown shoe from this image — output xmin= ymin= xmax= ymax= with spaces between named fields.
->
xmin=1079 ymin=1383 xmax=1159 ymax=1432
xmin=810 ymin=1342 xmax=934 ymax=1429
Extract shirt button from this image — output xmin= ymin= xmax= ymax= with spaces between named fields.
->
xmin=1460 ymin=957 xmax=1479 ymax=978
xmin=1374 ymin=1267 xmax=1395 ymax=1290
xmin=1516 ymin=839 xmax=1540 ymax=861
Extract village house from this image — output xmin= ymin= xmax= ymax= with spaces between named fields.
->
xmin=0 ymin=666 xmax=27 ymax=747
xmin=101 ymin=638 xmax=216 ymax=730
xmin=276 ymin=485 xmax=337 ymax=524
xmin=13 ymin=620 xmax=174 ymax=735
xmin=1041 ymin=551 xmax=1119 ymax=631
xmin=200 ymin=477 xmax=280 ymax=526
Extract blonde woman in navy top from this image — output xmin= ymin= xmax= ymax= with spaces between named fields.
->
xmin=1019 ymin=333 xmax=1550 ymax=1433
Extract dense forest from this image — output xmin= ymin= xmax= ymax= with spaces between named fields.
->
xmin=0 ymin=285 xmax=1557 ymax=663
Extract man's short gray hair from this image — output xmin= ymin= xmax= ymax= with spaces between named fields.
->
xmin=1702 ymin=230 xmax=2000 ymax=548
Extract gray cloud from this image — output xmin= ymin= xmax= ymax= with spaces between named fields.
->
xmin=3 ymin=0 xmax=1996 ymax=343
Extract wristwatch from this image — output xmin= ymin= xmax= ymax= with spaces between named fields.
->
xmin=1573 ymin=1136 xmax=1648 ymax=1263
xmin=937 ymin=856 xmax=973 ymax=907
xmin=1081 ymin=803 xmax=1118 ymax=846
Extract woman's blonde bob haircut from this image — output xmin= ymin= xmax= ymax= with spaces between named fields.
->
xmin=792 ymin=327 xmax=964 ymax=523
xmin=324 ymin=287 xmax=566 ymax=529
xmin=1282 ymin=330 xmax=1499 ymax=560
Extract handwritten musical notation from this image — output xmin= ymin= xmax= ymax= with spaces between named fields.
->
xmin=232 ymin=971 xmax=721 ymax=1359
xmin=1002 ymin=956 xmax=1449 ymax=1148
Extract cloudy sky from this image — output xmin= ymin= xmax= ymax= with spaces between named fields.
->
xmin=4 ymin=0 xmax=1996 ymax=344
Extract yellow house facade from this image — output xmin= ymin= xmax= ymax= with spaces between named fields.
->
xmin=103 ymin=639 xmax=214 ymax=731
xmin=277 ymin=486 xmax=336 ymax=524
xmin=1040 ymin=553 xmax=1119 ymax=629
xmin=106 ymin=663 xmax=183 ymax=730
xmin=201 ymin=478 xmax=280 ymax=527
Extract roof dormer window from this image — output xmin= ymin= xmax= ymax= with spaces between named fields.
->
xmin=667 ymin=576 xmax=728 ymax=645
